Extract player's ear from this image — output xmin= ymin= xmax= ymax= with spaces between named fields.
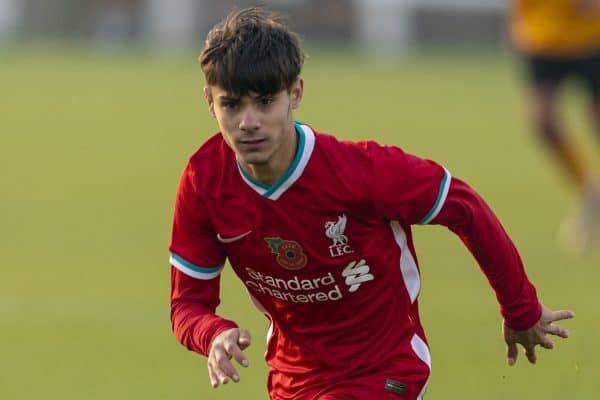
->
xmin=290 ymin=77 xmax=304 ymax=110
xmin=204 ymin=86 xmax=215 ymax=117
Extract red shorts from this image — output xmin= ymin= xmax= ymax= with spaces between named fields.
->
xmin=269 ymin=333 xmax=431 ymax=400
xmin=311 ymin=373 xmax=429 ymax=400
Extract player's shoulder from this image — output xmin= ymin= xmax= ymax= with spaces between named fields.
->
xmin=190 ymin=132 xmax=229 ymax=162
xmin=188 ymin=132 xmax=229 ymax=165
xmin=180 ymin=132 xmax=232 ymax=186
xmin=312 ymin=127 xmax=409 ymax=164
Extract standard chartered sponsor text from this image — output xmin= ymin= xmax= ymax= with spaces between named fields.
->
xmin=245 ymin=267 xmax=342 ymax=303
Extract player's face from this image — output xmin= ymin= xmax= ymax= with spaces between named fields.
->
xmin=205 ymin=80 xmax=303 ymax=179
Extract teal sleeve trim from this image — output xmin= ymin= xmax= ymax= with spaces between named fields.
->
xmin=169 ymin=252 xmax=222 ymax=273
xmin=418 ymin=167 xmax=451 ymax=225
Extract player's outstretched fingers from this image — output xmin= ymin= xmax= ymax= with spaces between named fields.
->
xmin=538 ymin=338 xmax=554 ymax=350
xmin=545 ymin=323 xmax=569 ymax=339
xmin=226 ymin=341 xmax=249 ymax=368
xmin=220 ymin=343 xmax=243 ymax=382
xmin=238 ymin=329 xmax=252 ymax=350
xmin=218 ymin=373 xmax=230 ymax=385
xmin=208 ymin=364 xmax=220 ymax=388
xmin=215 ymin=347 xmax=240 ymax=383
xmin=207 ymin=328 xmax=253 ymax=388
xmin=506 ymin=341 xmax=518 ymax=366
xmin=208 ymin=359 xmax=230 ymax=386
xmin=549 ymin=310 xmax=575 ymax=323
xmin=524 ymin=346 xmax=537 ymax=364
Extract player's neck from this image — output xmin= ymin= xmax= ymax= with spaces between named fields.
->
xmin=240 ymin=124 xmax=298 ymax=187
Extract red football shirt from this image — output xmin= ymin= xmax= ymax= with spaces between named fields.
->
xmin=169 ymin=122 xmax=541 ymax=399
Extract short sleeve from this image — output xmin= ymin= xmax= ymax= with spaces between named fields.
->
xmin=371 ymin=143 xmax=450 ymax=225
xmin=169 ymin=161 xmax=226 ymax=279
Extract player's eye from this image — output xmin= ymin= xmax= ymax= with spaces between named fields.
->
xmin=258 ymin=97 xmax=274 ymax=106
xmin=221 ymin=101 xmax=239 ymax=110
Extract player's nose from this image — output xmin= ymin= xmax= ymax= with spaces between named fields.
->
xmin=239 ymin=107 xmax=260 ymax=131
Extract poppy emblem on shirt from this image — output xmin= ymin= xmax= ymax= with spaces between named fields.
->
xmin=264 ymin=237 xmax=308 ymax=270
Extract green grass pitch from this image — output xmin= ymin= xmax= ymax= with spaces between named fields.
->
xmin=1 ymin=45 xmax=598 ymax=399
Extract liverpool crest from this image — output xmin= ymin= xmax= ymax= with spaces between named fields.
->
xmin=325 ymin=214 xmax=354 ymax=257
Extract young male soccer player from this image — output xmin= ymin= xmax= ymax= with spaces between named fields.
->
xmin=169 ymin=7 xmax=575 ymax=399
xmin=509 ymin=0 xmax=600 ymax=250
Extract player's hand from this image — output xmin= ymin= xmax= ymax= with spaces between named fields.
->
xmin=208 ymin=328 xmax=251 ymax=388
xmin=503 ymin=304 xmax=575 ymax=366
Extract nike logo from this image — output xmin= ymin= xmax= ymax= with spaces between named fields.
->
xmin=216 ymin=231 xmax=252 ymax=243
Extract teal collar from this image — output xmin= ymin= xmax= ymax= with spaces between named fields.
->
xmin=236 ymin=121 xmax=316 ymax=200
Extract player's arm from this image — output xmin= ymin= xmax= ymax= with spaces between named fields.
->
xmin=170 ymin=266 xmax=251 ymax=386
xmin=429 ymin=177 xmax=574 ymax=365
xmin=370 ymin=144 xmax=574 ymax=365
xmin=169 ymin=161 xmax=251 ymax=386
xmin=170 ymin=265 xmax=236 ymax=354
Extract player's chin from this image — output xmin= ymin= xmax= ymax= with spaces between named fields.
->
xmin=240 ymin=156 xmax=268 ymax=168
xmin=238 ymin=149 xmax=270 ymax=166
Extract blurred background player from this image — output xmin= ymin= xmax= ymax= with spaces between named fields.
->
xmin=509 ymin=0 xmax=600 ymax=251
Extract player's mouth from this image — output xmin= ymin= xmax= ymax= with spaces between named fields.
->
xmin=239 ymin=138 xmax=267 ymax=151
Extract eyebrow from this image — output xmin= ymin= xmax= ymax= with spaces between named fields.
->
xmin=255 ymin=93 xmax=275 ymax=99
xmin=218 ymin=95 xmax=240 ymax=102
xmin=218 ymin=92 xmax=276 ymax=102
